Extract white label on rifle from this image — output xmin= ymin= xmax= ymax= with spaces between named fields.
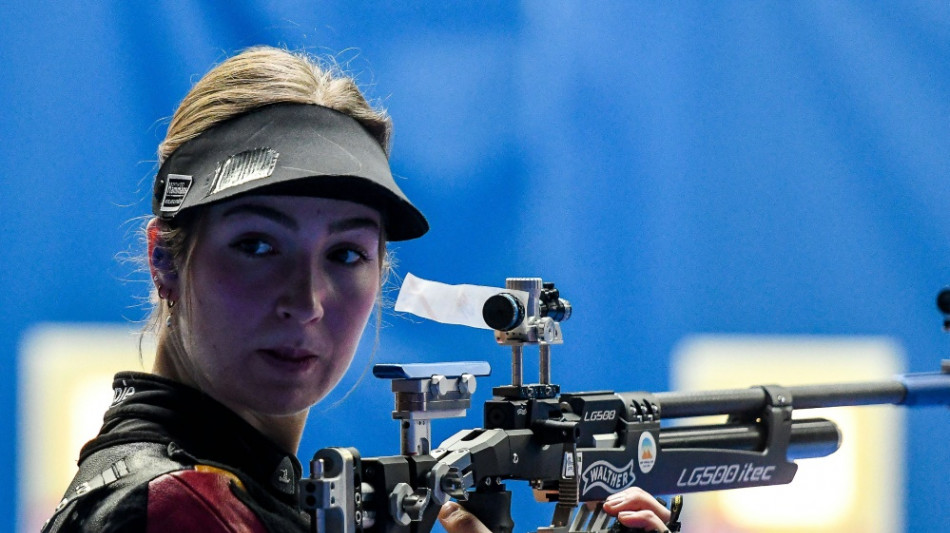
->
xmin=638 ymin=431 xmax=657 ymax=473
xmin=562 ymin=451 xmax=575 ymax=478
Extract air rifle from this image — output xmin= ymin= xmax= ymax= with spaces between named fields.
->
xmin=300 ymin=278 xmax=950 ymax=533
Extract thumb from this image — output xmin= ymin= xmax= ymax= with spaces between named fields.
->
xmin=439 ymin=501 xmax=491 ymax=533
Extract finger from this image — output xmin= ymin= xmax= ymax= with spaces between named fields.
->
xmin=439 ymin=501 xmax=492 ymax=533
xmin=602 ymin=487 xmax=672 ymax=523
xmin=616 ymin=510 xmax=670 ymax=533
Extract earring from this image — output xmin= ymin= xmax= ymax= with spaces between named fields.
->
xmin=165 ymin=296 xmax=176 ymax=327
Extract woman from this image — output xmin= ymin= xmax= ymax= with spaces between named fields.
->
xmin=45 ymin=46 xmax=673 ymax=533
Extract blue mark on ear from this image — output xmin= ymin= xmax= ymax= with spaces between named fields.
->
xmin=152 ymin=246 xmax=175 ymax=274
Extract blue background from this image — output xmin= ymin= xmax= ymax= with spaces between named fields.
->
xmin=2 ymin=1 xmax=948 ymax=531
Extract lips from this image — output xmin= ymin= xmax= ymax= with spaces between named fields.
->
xmin=258 ymin=347 xmax=320 ymax=371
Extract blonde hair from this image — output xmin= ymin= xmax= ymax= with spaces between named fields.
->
xmin=146 ymin=46 xmax=393 ymax=362
xmin=159 ymin=46 xmax=391 ymax=162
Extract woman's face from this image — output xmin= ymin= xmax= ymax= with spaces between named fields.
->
xmin=176 ymin=195 xmax=382 ymax=417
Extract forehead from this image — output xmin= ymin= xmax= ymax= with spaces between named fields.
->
xmin=205 ymin=194 xmax=383 ymax=228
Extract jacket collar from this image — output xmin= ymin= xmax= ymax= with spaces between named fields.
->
xmin=81 ymin=371 xmax=303 ymax=504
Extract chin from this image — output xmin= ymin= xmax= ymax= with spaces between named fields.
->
xmin=238 ymin=388 xmax=324 ymax=418
xmin=280 ymin=398 xmax=325 ymax=417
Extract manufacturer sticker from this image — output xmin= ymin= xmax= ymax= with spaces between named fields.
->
xmin=111 ymin=385 xmax=135 ymax=406
xmin=638 ymin=431 xmax=657 ymax=473
xmin=562 ymin=451 xmax=575 ymax=478
xmin=159 ymin=174 xmax=193 ymax=213
xmin=209 ymin=147 xmax=279 ymax=196
xmin=676 ymin=463 xmax=776 ymax=487
xmin=580 ymin=459 xmax=636 ymax=495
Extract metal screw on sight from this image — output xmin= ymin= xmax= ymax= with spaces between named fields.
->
xmin=457 ymin=374 xmax=476 ymax=395
xmin=430 ymin=374 xmax=452 ymax=398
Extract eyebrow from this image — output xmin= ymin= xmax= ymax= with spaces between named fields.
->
xmin=221 ymin=204 xmax=299 ymax=230
xmin=329 ymin=216 xmax=381 ymax=234
xmin=220 ymin=203 xmax=381 ymax=234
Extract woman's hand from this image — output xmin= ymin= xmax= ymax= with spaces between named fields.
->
xmin=438 ymin=502 xmax=492 ymax=533
xmin=438 ymin=488 xmax=673 ymax=533
xmin=602 ymin=487 xmax=672 ymax=532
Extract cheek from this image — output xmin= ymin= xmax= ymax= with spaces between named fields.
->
xmin=330 ymin=274 xmax=380 ymax=338
xmin=355 ymin=270 xmax=382 ymax=313
xmin=192 ymin=252 xmax=281 ymax=307
xmin=181 ymin=260 xmax=275 ymax=350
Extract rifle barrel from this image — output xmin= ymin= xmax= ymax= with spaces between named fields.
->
xmin=654 ymin=380 xmax=907 ymax=418
xmin=659 ymin=417 xmax=840 ymax=459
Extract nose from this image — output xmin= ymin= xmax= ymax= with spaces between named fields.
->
xmin=276 ymin=259 xmax=328 ymax=323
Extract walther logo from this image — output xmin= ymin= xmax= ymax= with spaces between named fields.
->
xmin=676 ymin=463 xmax=776 ymax=487
xmin=583 ymin=409 xmax=617 ymax=422
xmin=581 ymin=459 xmax=636 ymax=495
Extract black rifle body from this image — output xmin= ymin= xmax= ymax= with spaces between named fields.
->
xmin=301 ymin=369 xmax=948 ymax=533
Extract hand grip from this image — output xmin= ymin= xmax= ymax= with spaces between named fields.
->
xmin=606 ymin=522 xmax=652 ymax=533
xmin=459 ymin=490 xmax=514 ymax=533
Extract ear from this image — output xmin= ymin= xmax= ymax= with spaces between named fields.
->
xmin=147 ymin=219 xmax=180 ymax=303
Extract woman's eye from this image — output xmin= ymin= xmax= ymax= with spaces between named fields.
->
xmin=329 ymin=247 xmax=368 ymax=265
xmin=231 ymin=239 xmax=275 ymax=257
